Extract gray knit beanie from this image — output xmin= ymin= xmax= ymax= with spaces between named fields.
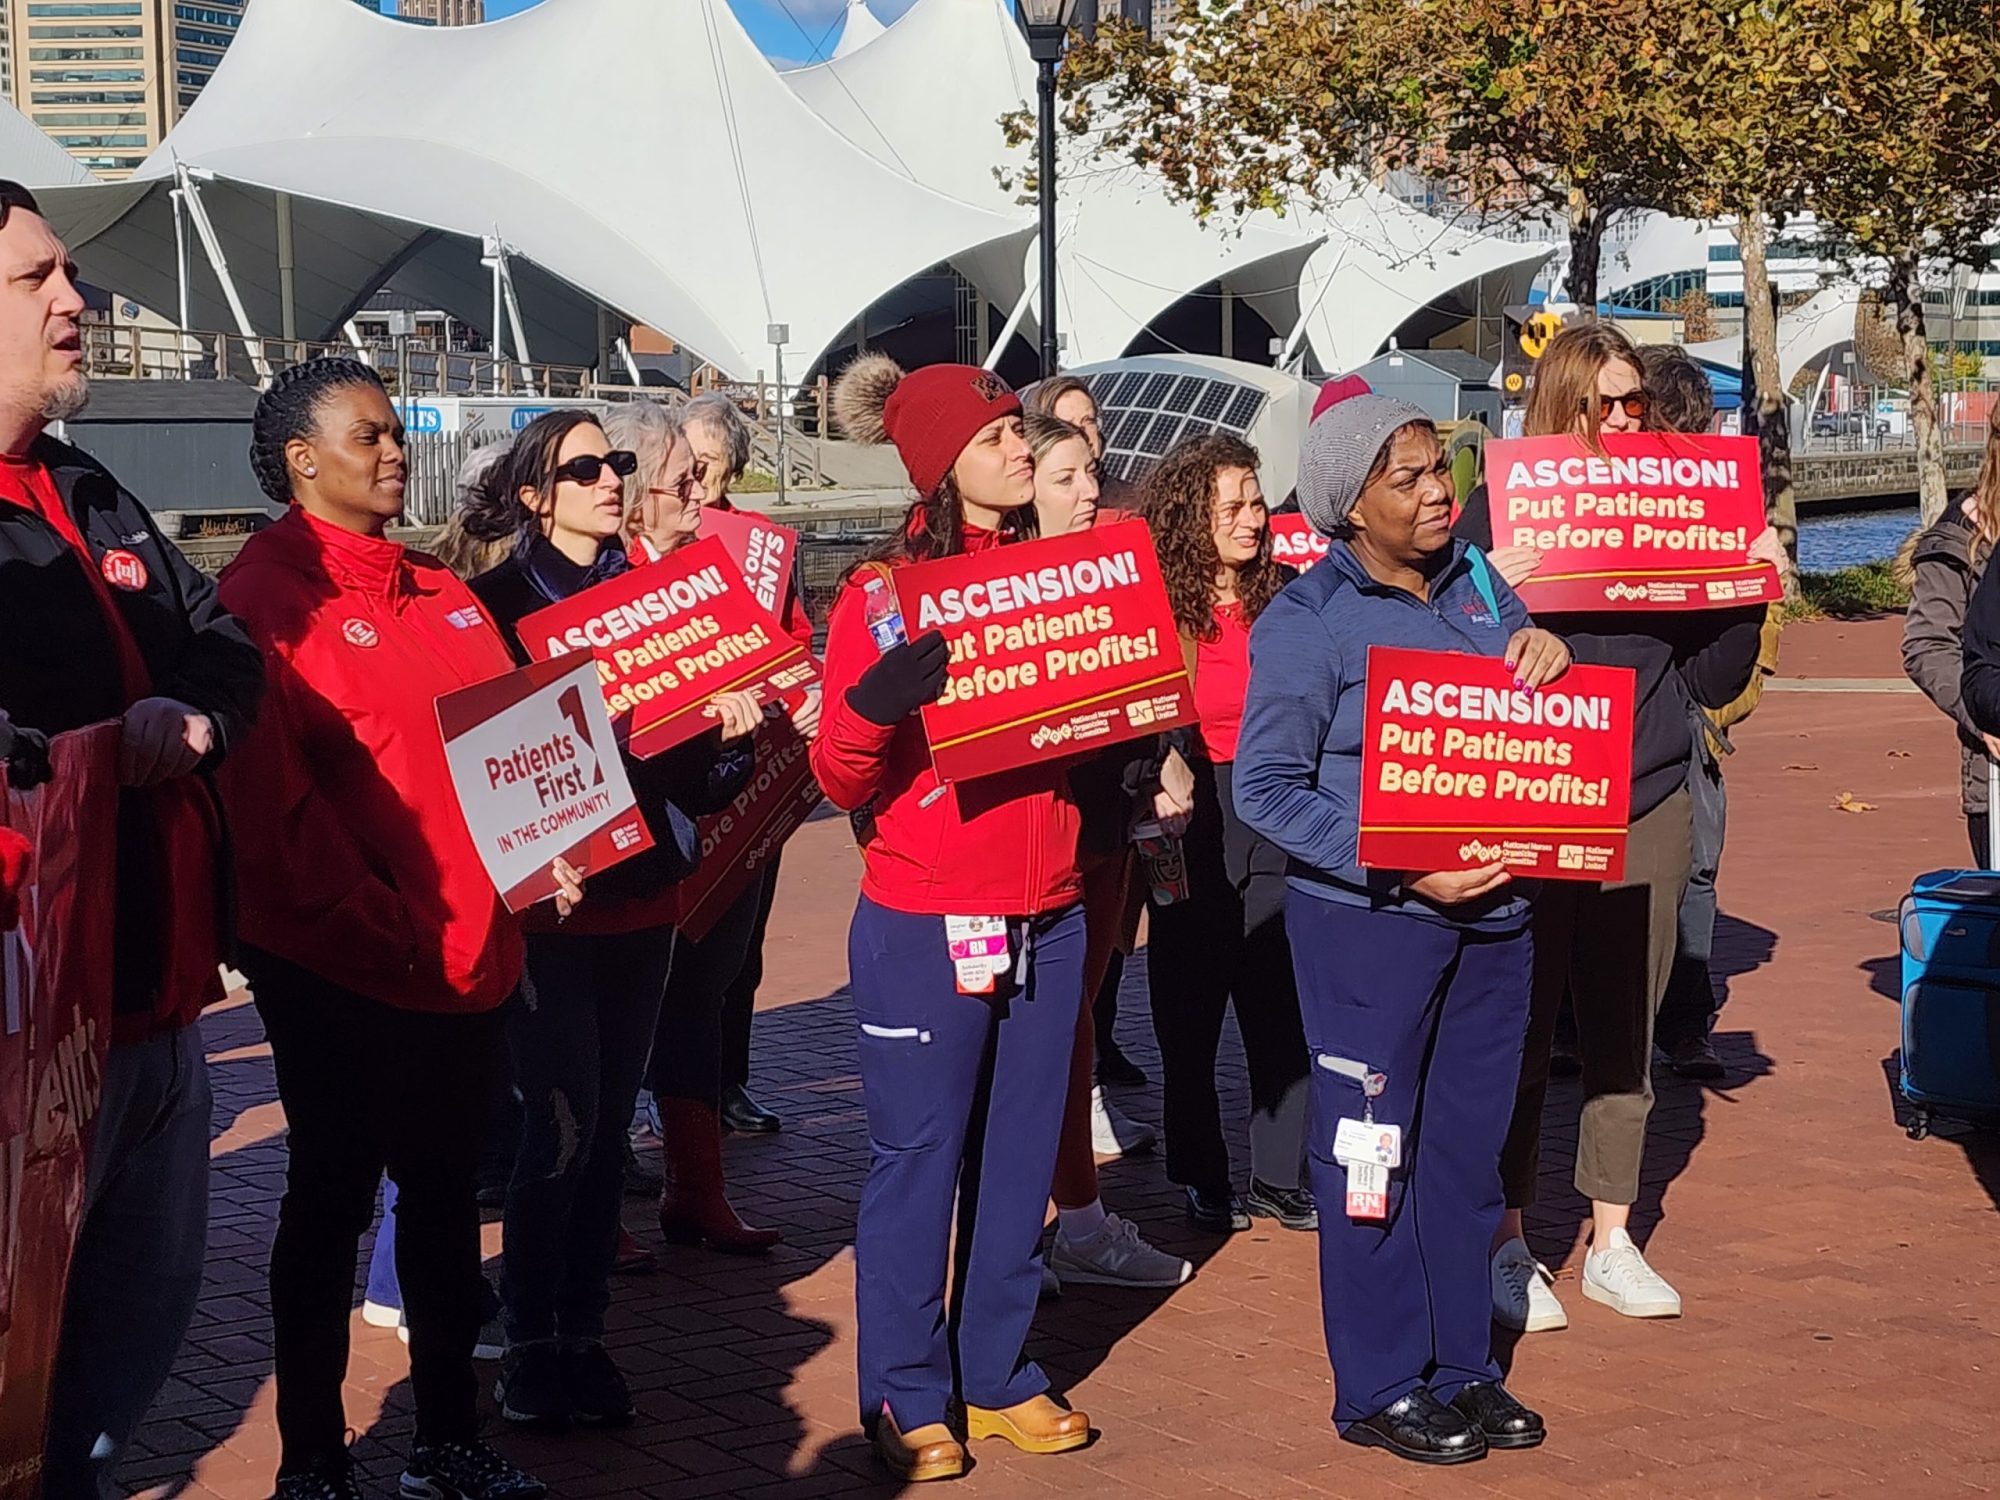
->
xmin=1296 ymin=392 xmax=1434 ymax=536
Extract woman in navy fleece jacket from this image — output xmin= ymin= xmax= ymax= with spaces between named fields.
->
xmin=1233 ymin=389 xmax=1568 ymax=1469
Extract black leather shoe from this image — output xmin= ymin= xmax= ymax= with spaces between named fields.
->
xmin=721 ymin=1083 xmax=783 ymax=1134
xmin=1343 ymin=1389 xmax=1488 ymax=1465
xmin=1184 ymin=1184 xmax=1250 ymax=1233
xmin=1448 ymin=1381 xmax=1545 ymax=1449
xmin=1244 ymin=1177 xmax=1318 ymax=1231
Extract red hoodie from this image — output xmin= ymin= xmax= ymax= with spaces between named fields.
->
xmin=811 ymin=530 xmax=1080 ymax=917
xmin=217 ymin=508 xmax=523 ymax=1013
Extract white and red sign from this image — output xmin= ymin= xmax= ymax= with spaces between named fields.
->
xmin=666 ymin=717 xmax=822 ymax=942
xmin=0 ymin=724 xmax=118 ymax=1497
xmin=1358 ymin=646 xmax=1636 ymax=882
xmin=520 ymin=537 xmax=820 ymax=758
xmin=700 ymin=505 xmax=799 ymax=620
xmin=1484 ymin=433 xmax=1782 ymax=611
xmin=1270 ymin=514 xmax=1331 ymax=570
xmin=437 ymin=655 xmax=654 ymax=912
xmin=891 ymin=519 xmax=1194 ymax=782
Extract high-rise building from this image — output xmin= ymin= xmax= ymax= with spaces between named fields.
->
xmin=398 ymin=0 xmax=481 ymax=23
xmin=8 ymin=0 xmax=247 ymax=179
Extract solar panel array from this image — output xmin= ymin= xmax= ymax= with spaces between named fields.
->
xmin=1084 ymin=370 xmax=1269 ymax=485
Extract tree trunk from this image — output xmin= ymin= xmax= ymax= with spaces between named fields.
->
xmin=1890 ymin=247 xmax=1951 ymax=526
xmin=1564 ymin=197 xmax=1603 ymax=314
xmin=1735 ymin=206 xmax=1799 ymax=595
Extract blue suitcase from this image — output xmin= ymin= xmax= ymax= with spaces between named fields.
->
xmin=1898 ymin=762 xmax=2000 ymax=1138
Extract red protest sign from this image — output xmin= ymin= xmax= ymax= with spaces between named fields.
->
xmin=519 ymin=536 xmax=820 ymax=758
xmin=667 ymin=716 xmax=823 ymax=942
xmin=0 ymin=724 xmax=118 ymax=1497
xmin=1358 ymin=646 xmax=1635 ymax=882
xmin=1484 ymin=433 xmax=1781 ymax=611
xmin=1270 ymin=514 xmax=1331 ymax=570
xmin=892 ymin=519 xmax=1194 ymax=782
xmin=699 ymin=504 xmax=799 ymax=620
xmin=437 ymin=655 xmax=655 ymax=911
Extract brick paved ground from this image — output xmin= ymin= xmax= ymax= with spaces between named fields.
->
xmin=129 ymin=614 xmax=2000 ymax=1500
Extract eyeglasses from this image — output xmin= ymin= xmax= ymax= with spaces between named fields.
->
xmin=553 ymin=449 xmax=638 ymax=486
xmin=1594 ymin=391 xmax=1647 ymax=421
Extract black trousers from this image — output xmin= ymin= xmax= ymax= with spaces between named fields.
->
xmin=503 ymin=927 xmax=675 ymax=1344
xmin=649 ymin=882 xmax=764 ymax=1106
xmin=718 ymin=855 xmax=782 ymax=1092
xmin=1147 ymin=759 xmax=1310 ymax=1193
xmin=250 ymin=948 xmax=504 ymax=1473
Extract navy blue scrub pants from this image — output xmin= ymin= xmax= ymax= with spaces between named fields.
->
xmin=848 ymin=894 xmax=1085 ymax=1434
xmin=1288 ymin=894 xmax=1531 ymax=1431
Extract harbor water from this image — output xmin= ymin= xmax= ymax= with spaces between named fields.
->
xmin=1797 ymin=505 xmax=1920 ymax=572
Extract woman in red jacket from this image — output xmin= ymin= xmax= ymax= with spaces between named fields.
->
xmin=218 ymin=358 xmax=577 ymax=1500
xmin=814 ymin=357 xmax=1091 ymax=1482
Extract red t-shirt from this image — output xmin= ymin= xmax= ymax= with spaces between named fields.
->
xmin=0 ymin=455 xmax=223 ymax=1036
xmin=1194 ymin=599 xmax=1252 ymax=763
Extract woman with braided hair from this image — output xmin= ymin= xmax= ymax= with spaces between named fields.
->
xmin=216 ymin=357 xmax=580 ymax=1500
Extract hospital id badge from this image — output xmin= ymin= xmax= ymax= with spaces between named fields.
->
xmin=945 ymin=915 xmax=1009 ymax=995
xmin=1344 ymin=1160 xmax=1388 ymax=1221
xmin=1333 ymin=1118 xmax=1402 ymax=1170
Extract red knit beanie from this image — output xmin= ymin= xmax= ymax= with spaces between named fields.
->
xmin=833 ymin=355 xmax=1022 ymax=499
xmin=1311 ymin=373 xmax=1373 ymax=423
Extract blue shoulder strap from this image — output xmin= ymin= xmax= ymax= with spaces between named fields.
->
xmin=1465 ymin=545 xmax=1503 ymax=622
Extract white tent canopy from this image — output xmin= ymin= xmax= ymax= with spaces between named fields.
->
xmin=832 ymin=0 xmax=889 ymax=59
xmin=37 ymin=0 xmax=1029 ymax=379
xmin=1686 ymin=283 xmax=1867 ymax=389
xmin=0 ymin=96 xmax=96 ymax=189
xmin=788 ymin=0 xmax=1550 ymax=370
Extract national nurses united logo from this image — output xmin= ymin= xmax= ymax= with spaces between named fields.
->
xmin=99 ymin=549 xmax=148 ymax=591
xmin=342 ymin=618 xmax=380 ymax=649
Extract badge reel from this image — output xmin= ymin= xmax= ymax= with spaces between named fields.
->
xmin=1332 ymin=1070 xmax=1401 ymax=1222
xmin=944 ymin=915 xmax=1009 ymax=995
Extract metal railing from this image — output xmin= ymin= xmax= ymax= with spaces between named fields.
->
xmin=592 ymin=377 xmax=834 ymax=490
xmin=81 ymin=323 xmax=595 ymax=398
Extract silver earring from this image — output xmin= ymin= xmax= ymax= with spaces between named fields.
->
xmin=303 ymin=465 xmax=317 ymax=477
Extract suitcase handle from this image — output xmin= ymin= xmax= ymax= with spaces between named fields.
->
xmin=1989 ymin=757 xmax=1999 ymax=870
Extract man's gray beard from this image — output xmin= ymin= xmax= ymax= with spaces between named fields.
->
xmin=39 ymin=374 xmax=89 ymax=424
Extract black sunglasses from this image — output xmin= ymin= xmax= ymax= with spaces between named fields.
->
xmin=1594 ymin=391 xmax=1647 ymax=420
xmin=553 ymin=449 xmax=638 ymax=486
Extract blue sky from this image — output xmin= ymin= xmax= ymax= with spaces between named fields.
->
xmin=400 ymin=0 xmax=919 ymax=67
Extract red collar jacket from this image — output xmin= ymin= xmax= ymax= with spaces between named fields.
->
xmin=810 ymin=540 xmax=1080 ymax=918
xmin=217 ymin=508 xmax=523 ymax=1012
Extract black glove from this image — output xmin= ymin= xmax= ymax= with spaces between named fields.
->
xmin=848 ymin=630 xmax=950 ymax=727
xmin=0 ymin=715 xmax=50 ymax=790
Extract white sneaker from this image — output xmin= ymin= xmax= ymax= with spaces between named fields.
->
xmin=1490 ymin=1237 xmax=1567 ymax=1332
xmin=1049 ymin=1214 xmax=1193 ymax=1289
xmin=1040 ymin=1261 xmax=1062 ymax=1299
xmin=361 ymin=1298 xmax=401 ymax=1329
xmin=1089 ymin=1085 xmax=1157 ymax=1158
xmin=1581 ymin=1228 xmax=1683 ymax=1319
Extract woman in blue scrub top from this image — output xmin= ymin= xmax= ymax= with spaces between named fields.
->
xmin=1233 ymin=387 xmax=1570 ymax=1466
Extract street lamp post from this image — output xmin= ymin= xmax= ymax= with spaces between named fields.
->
xmin=1018 ymin=0 xmax=1079 ymax=379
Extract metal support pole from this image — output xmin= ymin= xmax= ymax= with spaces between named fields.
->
xmin=177 ymin=165 xmax=270 ymax=383
xmin=1035 ymin=55 xmax=1060 ymax=378
xmin=275 ymin=190 xmax=297 ymax=342
xmin=484 ymin=233 xmax=503 ymax=394
xmin=985 ymin=279 xmax=1036 ymax=371
xmin=774 ymin=342 xmax=789 ymax=507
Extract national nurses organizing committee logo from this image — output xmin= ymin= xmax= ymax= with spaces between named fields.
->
xmin=99 ymin=549 xmax=148 ymax=592
xmin=341 ymin=618 xmax=380 ymax=649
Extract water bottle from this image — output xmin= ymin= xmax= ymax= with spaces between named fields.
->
xmin=863 ymin=574 xmax=907 ymax=655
